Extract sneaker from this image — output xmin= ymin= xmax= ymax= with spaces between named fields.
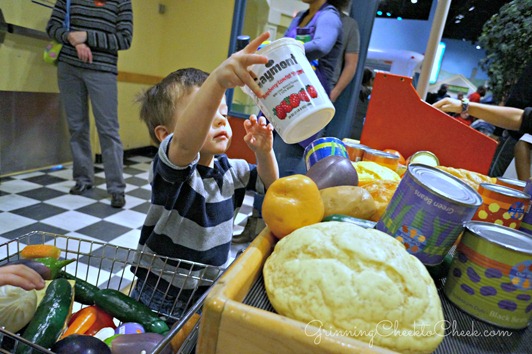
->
xmin=69 ymin=183 xmax=92 ymax=195
xmin=111 ymin=193 xmax=126 ymax=208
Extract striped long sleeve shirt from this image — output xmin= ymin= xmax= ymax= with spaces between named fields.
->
xmin=46 ymin=0 xmax=133 ymax=74
xmin=135 ymin=135 xmax=265 ymax=291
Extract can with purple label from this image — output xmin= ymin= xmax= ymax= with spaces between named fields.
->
xmin=444 ymin=221 xmax=532 ymax=329
xmin=376 ymin=164 xmax=482 ymax=265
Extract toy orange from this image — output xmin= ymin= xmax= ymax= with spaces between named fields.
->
xmin=262 ymin=174 xmax=324 ymax=239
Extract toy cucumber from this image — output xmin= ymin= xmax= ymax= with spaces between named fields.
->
xmin=94 ymin=289 xmax=170 ymax=334
xmin=16 ymin=278 xmax=74 ymax=354
xmin=58 ymin=271 xmax=100 ymax=305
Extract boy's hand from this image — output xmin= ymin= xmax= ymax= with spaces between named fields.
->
xmin=243 ymin=115 xmax=274 ymax=153
xmin=213 ymin=32 xmax=270 ymax=98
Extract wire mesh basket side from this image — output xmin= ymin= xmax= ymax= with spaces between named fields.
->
xmin=0 ymin=231 xmax=225 ymax=354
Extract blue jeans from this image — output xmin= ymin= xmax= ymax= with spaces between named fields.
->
xmin=57 ymin=62 xmax=125 ymax=194
xmin=273 ymin=132 xmax=307 ymax=178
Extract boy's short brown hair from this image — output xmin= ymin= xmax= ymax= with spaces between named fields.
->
xmin=137 ymin=68 xmax=209 ymax=144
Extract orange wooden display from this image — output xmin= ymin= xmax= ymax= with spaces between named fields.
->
xmin=360 ymin=72 xmax=498 ymax=174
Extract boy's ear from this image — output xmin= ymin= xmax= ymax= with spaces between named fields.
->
xmin=154 ymin=125 xmax=172 ymax=143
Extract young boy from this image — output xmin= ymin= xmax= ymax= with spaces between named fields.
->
xmin=132 ymin=32 xmax=278 ymax=319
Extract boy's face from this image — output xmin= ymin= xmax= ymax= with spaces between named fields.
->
xmin=201 ymin=95 xmax=232 ymax=157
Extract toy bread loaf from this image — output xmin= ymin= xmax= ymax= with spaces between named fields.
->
xmin=263 ymin=221 xmax=445 ymax=354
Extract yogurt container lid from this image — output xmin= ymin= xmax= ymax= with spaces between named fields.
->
xmin=408 ymin=163 xmax=482 ymax=206
xmin=479 ymin=182 xmax=530 ymax=200
xmin=465 ymin=221 xmax=532 ymax=254
xmin=257 ymin=37 xmax=303 ymax=55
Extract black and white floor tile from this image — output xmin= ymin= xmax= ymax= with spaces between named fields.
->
xmin=0 ymin=152 xmax=253 ymax=290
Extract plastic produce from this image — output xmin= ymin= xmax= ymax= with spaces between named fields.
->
xmin=0 ymin=285 xmax=38 ymax=333
xmin=107 ymin=333 xmax=172 ymax=354
xmin=51 ymin=334 xmax=111 ymax=354
xmin=306 ymin=155 xmax=358 ymax=189
xmin=3 ymin=258 xmax=74 ymax=280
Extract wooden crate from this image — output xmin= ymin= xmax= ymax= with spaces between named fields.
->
xmin=197 ymin=228 xmax=395 ymax=354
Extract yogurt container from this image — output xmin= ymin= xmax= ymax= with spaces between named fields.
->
xmin=472 ymin=183 xmax=530 ymax=229
xmin=242 ymin=38 xmax=335 ymax=144
xmin=303 ymin=137 xmax=348 ymax=171
xmin=444 ymin=221 xmax=532 ymax=329
xmin=376 ymin=164 xmax=482 ymax=265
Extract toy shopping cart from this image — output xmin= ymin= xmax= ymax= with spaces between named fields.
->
xmin=0 ymin=231 xmax=225 ymax=354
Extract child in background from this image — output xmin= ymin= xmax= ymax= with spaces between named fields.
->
xmin=132 ymin=32 xmax=278 ymax=319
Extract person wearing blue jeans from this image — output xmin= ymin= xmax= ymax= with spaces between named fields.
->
xmin=46 ymin=0 xmax=133 ymax=208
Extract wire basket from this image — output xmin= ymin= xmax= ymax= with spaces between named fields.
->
xmin=0 ymin=231 xmax=225 ymax=354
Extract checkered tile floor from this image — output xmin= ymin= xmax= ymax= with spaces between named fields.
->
xmin=0 ymin=152 xmax=253 ymax=291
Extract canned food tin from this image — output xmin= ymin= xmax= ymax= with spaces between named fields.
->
xmin=496 ymin=177 xmax=526 ymax=192
xmin=519 ymin=178 xmax=532 ymax=235
xmin=406 ymin=151 xmax=439 ymax=167
xmin=343 ymin=140 xmax=368 ymax=162
xmin=376 ymin=164 xmax=482 ymax=265
xmin=363 ymin=148 xmax=400 ymax=172
xmin=303 ymin=137 xmax=348 ymax=171
xmin=472 ymin=183 xmax=530 ymax=229
xmin=444 ymin=221 xmax=532 ymax=329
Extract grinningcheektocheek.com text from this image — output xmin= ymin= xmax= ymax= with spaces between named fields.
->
xmin=304 ymin=319 xmax=514 ymax=346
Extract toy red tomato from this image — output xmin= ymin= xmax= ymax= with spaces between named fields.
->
xmin=383 ymin=149 xmax=406 ymax=165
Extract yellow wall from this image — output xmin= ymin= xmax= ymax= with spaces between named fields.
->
xmin=0 ymin=0 xmax=235 ymax=152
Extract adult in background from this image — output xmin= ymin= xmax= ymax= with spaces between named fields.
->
xmin=46 ymin=0 xmax=133 ymax=208
xmin=330 ymin=5 xmax=360 ymax=103
xmin=274 ymin=0 xmax=345 ymax=178
xmin=350 ymin=67 xmax=374 ymax=139
xmin=238 ymin=0 xmax=345 ymax=244
xmin=488 ymin=62 xmax=532 ymax=177
xmin=326 ymin=1 xmax=360 ymax=139
xmin=426 ymin=84 xmax=450 ymax=105
xmin=469 ymin=85 xmax=487 ymax=103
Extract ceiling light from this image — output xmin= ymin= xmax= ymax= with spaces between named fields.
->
xmin=476 ymin=45 xmax=482 ymax=50
xmin=469 ymin=6 xmax=475 ymax=11
xmin=411 ymin=0 xmax=418 ymax=3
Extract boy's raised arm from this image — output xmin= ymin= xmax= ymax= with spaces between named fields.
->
xmin=168 ymin=33 xmax=270 ymax=167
